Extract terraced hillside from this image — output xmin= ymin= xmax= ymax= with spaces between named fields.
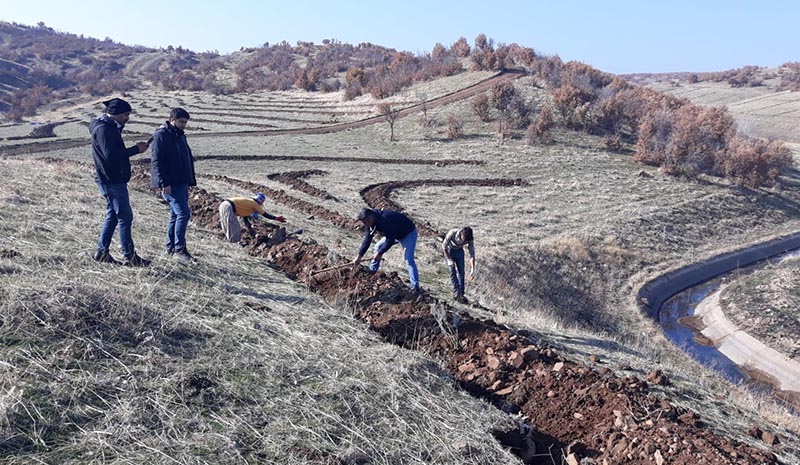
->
xmin=2 ymin=69 xmax=799 ymax=464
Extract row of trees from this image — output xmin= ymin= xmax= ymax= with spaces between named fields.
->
xmin=446 ymin=57 xmax=791 ymax=188
xmin=532 ymin=58 xmax=791 ymax=187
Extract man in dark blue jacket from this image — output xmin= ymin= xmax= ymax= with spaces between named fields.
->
xmin=352 ymin=208 xmax=420 ymax=291
xmin=90 ymin=98 xmax=150 ymax=266
xmin=150 ymin=108 xmax=197 ymax=261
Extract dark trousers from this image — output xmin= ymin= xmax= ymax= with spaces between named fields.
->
xmin=448 ymin=248 xmax=466 ymax=295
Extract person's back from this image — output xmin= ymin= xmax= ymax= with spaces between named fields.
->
xmin=90 ymin=115 xmax=136 ymax=185
xmin=373 ymin=209 xmax=415 ymax=240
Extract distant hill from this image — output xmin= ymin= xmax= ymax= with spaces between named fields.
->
xmin=0 ymin=22 xmax=534 ymax=120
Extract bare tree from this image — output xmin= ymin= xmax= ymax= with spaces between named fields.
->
xmin=378 ymin=103 xmax=399 ymax=141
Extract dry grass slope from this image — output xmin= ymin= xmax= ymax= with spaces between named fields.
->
xmin=0 ymin=159 xmax=521 ymax=464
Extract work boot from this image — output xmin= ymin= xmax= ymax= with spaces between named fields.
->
xmin=122 ymin=252 xmax=151 ymax=267
xmin=93 ymin=249 xmax=120 ymax=265
xmin=174 ymin=248 xmax=195 ymax=262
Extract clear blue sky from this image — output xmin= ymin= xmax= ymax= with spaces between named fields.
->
xmin=1 ymin=0 xmax=797 ymax=74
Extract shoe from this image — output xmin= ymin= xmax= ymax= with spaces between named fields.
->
xmin=454 ymin=292 xmax=469 ymax=304
xmin=174 ymin=248 xmax=195 ymax=262
xmin=93 ymin=249 xmax=120 ymax=265
xmin=165 ymin=247 xmax=174 ymax=256
xmin=122 ymin=253 xmax=151 ymax=267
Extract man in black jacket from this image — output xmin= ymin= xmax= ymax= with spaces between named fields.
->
xmin=150 ymin=108 xmax=197 ymax=261
xmin=90 ymin=98 xmax=150 ymax=266
xmin=352 ymin=208 xmax=420 ymax=292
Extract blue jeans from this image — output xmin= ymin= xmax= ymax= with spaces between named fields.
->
xmin=448 ymin=247 xmax=466 ymax=294
xmin=369 ymin=228 xmax=419 ymax=289
xmin=162 ymin=184 xmax=191 ymax=252
xmin=97 ymin=182 xmax=134 ymax=256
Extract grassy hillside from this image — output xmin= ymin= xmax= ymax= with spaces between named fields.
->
xmin=2 ymin=70 xmax=799 ymax=463
xmin=0 ymin=158 xmax=521 ymax=464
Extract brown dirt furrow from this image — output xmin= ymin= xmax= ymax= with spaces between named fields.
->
xmin=360 ymin=178 xmax=529 ymax=237
xmin=30 ymin=157 xmax=781 ymax=465
xmin=201 ymin=173 xmax=360 ymax=231
xmin=132 ymin=154 xmax=482 ymax=166
xmin=4 ymin=120 xmax=74 ymax=141
xmin=267 ymin=170 xmax=337 ymax=201
xmin=0 ymin=138 xmax=90 ymax=157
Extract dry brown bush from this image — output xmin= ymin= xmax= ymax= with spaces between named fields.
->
xmin=526 ymin=105 xmax=555 ymax=145
xmin=471 ymin=93 xmax=491 ymax=122
xmin=716 ymin=137 xmax=793 ymax=188
xmin=604 ymin=134 xmax=623 ymax=152
xmin=445 ymin=114 xmax=463 ymax=139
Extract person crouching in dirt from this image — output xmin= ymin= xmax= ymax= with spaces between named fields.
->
xmin=443 ymin=227 xmax=476 ymax=303
xmin=90 ymin=98 xmax=151 ymax=267
xmin=218 ymin=193 xmax=286 ymax=243
xmin=150 ymin=108 xmax=196 ymax=262
xmin=352 ymin=208 xmax=420 ymax=293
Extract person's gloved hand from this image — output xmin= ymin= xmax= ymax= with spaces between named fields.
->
xmin=275 ymin=216 xmax=286 ymax=223
xmin=446 ymin=259 xmax=454 ymax=268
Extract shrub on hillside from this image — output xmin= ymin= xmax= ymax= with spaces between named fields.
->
xmin=526 ymin=106 xmax=555 ymax=145
xmin=603 ymin=134 xmax=623 ymax=152
xmin=635 ymin=105 xmax=737 ymax=176
xmin=471 ymin=93 xmax=491 ymax=122
xmin=778 ymin=62 xmax=800 ymax=91
xmin=445 ymin=114 xmax=463 ymax=139
xmin=716 ymin=137 xmax=792 ymax=188
xmin=489 ymin=81 xmax=516 ymax=113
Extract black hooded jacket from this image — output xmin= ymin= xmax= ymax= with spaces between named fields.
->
xmin=150 ymin=121 xmax=197 ymax=188
xmin=90 ymin=115 xmax=140 ymax=184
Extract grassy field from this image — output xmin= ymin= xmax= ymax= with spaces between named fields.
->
xmin=2 ymin=74 xmax=800 ymax=463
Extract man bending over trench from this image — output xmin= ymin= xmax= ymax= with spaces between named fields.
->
xmin=218 ymin=193 xmax=286 ymax=242
xmin=352 ymin=208 xmax=420 ymax=292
